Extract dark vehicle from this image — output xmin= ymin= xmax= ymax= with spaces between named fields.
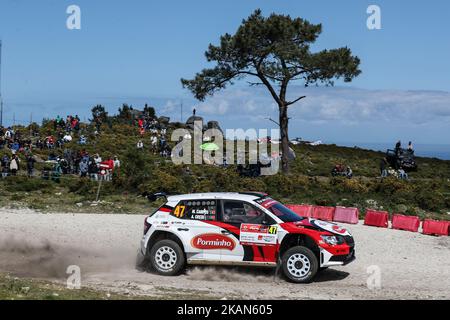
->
xmin=237 ymin=163 xmax=265 ymax=177
xmin=386 ymin=148 xmax=418 ymax=172
xmin=237 ymin=157 xmax=273 ymax=177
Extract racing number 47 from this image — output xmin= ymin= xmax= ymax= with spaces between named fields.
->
xmin=174 ymin=205 xmax=186 ymax=218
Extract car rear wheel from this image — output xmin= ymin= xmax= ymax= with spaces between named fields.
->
xmin=149 ymin=239 xmax=185 ymax=276
xmin=281 ymin=246 xmax=318 ymax=283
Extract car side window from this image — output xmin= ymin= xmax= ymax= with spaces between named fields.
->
xmin=222 ymin=200 xmax=274 ymax=225
xmin=172 ymin=200 xmax=218 ymax=221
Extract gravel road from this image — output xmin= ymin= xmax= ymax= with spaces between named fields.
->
xmin=0 ymin=208 xmax=449 ymax=299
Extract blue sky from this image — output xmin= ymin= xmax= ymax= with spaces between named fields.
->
xmin=0 ymin=0 xmax=450 ymax=144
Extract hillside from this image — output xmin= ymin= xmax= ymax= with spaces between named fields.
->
xmin=1 ymin=121 xmax=450 ymax=220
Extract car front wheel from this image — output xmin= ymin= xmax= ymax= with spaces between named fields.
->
xmin=149 ymin=239 xmax=185 ymax=276
xmin=281 ymin=246 xmax=318 ymax=283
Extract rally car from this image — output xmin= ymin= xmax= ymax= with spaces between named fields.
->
xmin=137 ymin=192 xmax=355 ymax=283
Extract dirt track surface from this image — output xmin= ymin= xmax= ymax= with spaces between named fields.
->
xmin=0 ymin=208 xmax=449 ymax=300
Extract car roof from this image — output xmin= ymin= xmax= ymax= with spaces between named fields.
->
xmin=167 ymin=192 xmax=266 ymax=202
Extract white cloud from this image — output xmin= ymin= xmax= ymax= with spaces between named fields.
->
xmin=194 ymin=86 xmax=450 ymax=126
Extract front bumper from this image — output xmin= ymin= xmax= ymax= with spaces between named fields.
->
xmin=320 ymin=247 xmax=356 ymax=267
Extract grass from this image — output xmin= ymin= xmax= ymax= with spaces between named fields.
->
xmin=0 ymin=273 xmax=228 ymax=300
xmin=0 ymin=273 xmax=132 ymax=300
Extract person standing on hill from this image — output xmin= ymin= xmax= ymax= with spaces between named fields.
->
xmin=88 ymin=159 xmax=99 ymax=181
xmin=113 ymin=156 xmax=120 ymax=169
xmin=9 ymin=154 xmax=20 ymax=176
xmin=398 ymin=167 xmax=409 ymax=180
xmin=79 ymin=158 xmax=89 ymax=178
xmin=395 ymin=140 xmax=401 ymax=156
xmin=26 ymin=154 xmax=36 ymax=177
xmin=380 ymin=157 xmax=388 ymax=178
xmin=1 ymin=155 xmax=10 ymax=177
xmin=94 ymin=154 xmax=102 ymax=167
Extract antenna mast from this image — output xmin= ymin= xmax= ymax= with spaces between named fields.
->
xmin=0 ymin=40 xmax=3 ymax=127
xmin=181 ymin=100 xmax=183 ymax=123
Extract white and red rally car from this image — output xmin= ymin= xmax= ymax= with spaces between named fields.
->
xmin=137 ymin=192 xmax=355 ymax=283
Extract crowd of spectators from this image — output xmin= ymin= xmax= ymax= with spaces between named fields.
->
xmin=136 ymin=116 xmax=171 ymax=157
xmin=0 ymin=119 xmax=119 ymax=181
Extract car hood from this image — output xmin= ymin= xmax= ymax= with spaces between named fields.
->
xmin=288 ymin=219 xmax=352 ymax=237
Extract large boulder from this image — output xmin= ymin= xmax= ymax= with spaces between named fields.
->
xmin=207 ymin=121 xmax=223 ymax=133
xmin=186 ymin=116 xmax=204 ymax=131
xmin=159 ymin=116 xmax=170 ymax=124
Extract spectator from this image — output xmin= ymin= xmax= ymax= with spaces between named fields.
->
xmin=113 ymin=156 xmax=121 ymax=169
xmin=105 ymin=157 xmax=114 ymax=181
xmin=380 ymin=158 xmax=388 ymax=178
xmin=26 ymin=155 xmax=36 ymax=177
xmin=79 ymin=158 xmax=89 ymax=177
xmin=150 ymin=136 xmax=158 ymax=154
xmin=63 ymin=133 xmax=73 ymax=142
xmin=11 ymin=141 xmax=20 ymax=153
xmin=398 ymin=167 xmax=409 ymax=180
xmin=94 ymin=154 xmax=102 ymax=167
xmin=88 ymin=159 xmax=99 ymax=181
xmin=1 ymin=155 xmax=10 ymax=178
xmin=408 ymin=141 xmax=414 ymax=152
xmin=79 ymin=135 xmax=87 ymax=145
xmin=346 ymin=166 xmax=353 ymax=179
xmin=10 ymin=154 xmax=20 ymax=176
xmin=395 ymin=140 xmax=401 ymax=156
xmin=46 ymin=135 xmax=55 ymax=149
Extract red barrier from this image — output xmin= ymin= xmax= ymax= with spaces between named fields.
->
xmin=286 ymin=204 xmax=314 ymax=218
xmin=392 ymin=214 xmax=420 ymax=232
xmin=422 ymin=219 xmax=450 ymax=236
xmin=364 ymin=210 xmax=389 ymax=228
xmin=312 ymin=206 xmax=335 ymax=221
xmin=333 ymin=207 xmax=359 ymax=224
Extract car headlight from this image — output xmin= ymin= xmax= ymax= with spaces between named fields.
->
xmin=321 ymin=235 xmax=338 ymax=245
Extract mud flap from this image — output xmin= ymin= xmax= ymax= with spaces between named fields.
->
xmin=135 ymin=249 xmax=150 ymax=272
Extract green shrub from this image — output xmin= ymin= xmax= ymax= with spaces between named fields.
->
xmin=3 ymin=176 xmax=54 ymax=192
xmin=416 ymin=190 xmax=446 ymax=211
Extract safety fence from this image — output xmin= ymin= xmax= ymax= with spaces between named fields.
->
xmin=286 ymin=204 xmax=449 ymax=237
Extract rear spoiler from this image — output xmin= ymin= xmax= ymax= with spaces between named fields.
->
xmin=142 ymin=192 xmax=167 ymax=202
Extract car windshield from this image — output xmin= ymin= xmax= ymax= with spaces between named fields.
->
xmin=266 ymin=202 xmax=304 ymax=223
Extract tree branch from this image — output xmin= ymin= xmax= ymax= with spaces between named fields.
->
xmin=286 ymin=96 xmax=307 ymax=106
xmin=247 ymin=81 xmax=264 ymax=86
xmin=253 ymin=58 xmax=282 ymax=105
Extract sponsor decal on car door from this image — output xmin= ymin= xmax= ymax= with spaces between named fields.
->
xmin=240 ymin=224 xmax=278 ymax=246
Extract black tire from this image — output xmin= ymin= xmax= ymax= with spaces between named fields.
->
xmin=149 ymin=239 xmax=185 ymax=276
xmin=281 ymin=246 xmax=318 ymax=283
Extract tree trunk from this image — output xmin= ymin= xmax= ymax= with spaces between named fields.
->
xmin=279 ymin=104 xmax=290 ymax=174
